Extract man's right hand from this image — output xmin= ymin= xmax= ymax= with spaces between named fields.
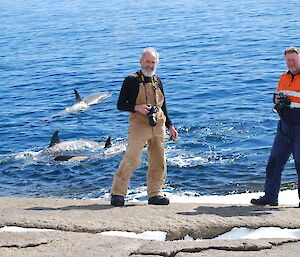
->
xmin=274 ymin=94 xmax=281 ymax=104
xmin=134 ymin=104 xmax=151 ymax=116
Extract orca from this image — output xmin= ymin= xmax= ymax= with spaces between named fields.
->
xmin=63 ymin=89 xmax=111 ymax=113
xmin=73 ymin=89 xmax=110 ymax=105
xmin=46 ymin=131 xmax=112 ymax=161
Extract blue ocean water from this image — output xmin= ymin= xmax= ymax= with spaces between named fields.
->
xmin=1 ymin=0 xmax=300 ymax=200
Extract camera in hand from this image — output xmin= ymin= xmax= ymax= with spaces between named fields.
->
xmin=272 ymin=92 xmax=291 ymax=114
xmin=147 ymin=106 xmax=158 ymax=127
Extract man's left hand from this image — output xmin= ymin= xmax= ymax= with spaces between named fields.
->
xmin=169 ymin=125 xmax=178 ymax=141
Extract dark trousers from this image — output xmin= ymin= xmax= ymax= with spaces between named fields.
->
xmin=264 ymin=120 xmax=300 ymax=202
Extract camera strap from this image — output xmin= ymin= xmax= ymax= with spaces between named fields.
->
xmin=152 ymin=84 xmax=158 ymax=106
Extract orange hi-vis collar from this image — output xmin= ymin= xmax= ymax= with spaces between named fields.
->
xmin=276 ymin=71 xmax=300 ymax=108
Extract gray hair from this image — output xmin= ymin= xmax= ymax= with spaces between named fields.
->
xmin=284 ymin=46 xmax=300 ymax=56
xmin=139 ymin=47 xmax=159 ymax=63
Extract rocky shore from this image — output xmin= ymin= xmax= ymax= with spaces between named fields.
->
xmin=1 ymin=197 xmax=300 ymax=256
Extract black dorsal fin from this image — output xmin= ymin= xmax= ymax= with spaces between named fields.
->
xmin=104 ymin=136 xmax=112 ymax=148
xmin=74 ymin=89 xmax=82 ymax=103
xmin=49 ymin=131 xmax=60 ymax=147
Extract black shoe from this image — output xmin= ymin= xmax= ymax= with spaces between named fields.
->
xmin=299 ymin=202 xmax=300 ymax=208
xmin=148 ymin=195 xmax=169 ymax=205
xmin=111 ymin=195 xmax=125 ymax=206
xmin=250 ymin=196 xmax=278 ymax=206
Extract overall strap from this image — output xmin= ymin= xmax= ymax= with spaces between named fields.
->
xmin=133 ymin=71 xmax=158 ymax=105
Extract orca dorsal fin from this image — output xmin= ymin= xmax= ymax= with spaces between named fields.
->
xmin=74 ymin=89 xmax=83 ymax=103
xmin=49 ymin=131 xmax=60 ymax=147
xmin=104 ymin=136 xmax=112 ymax=148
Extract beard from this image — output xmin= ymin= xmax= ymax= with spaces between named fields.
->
xmin=141 ymin=66 xmax=156 ymax=77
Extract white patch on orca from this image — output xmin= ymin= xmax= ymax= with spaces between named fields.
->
xmin=60 ymin=89 xmax=111 ymax=114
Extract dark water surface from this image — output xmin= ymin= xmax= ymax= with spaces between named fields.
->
xmin=1 ymin=0 xmax=300 ymax=200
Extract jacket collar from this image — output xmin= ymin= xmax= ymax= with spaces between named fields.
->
xmin=287 ymin=70 xmax=300 ymax=75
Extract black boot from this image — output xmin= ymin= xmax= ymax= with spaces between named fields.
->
xmin=111 ymin=195 xmax=125 ymax=206
xmin=148 ymin=195 xmax=169 ymax=205
xmin=250 ymin=196 xmax=278 ymax=206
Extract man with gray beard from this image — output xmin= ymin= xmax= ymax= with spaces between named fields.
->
xmin=110 ymin=47 xmax=178 ymax=206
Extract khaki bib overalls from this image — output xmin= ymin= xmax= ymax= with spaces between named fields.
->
xmin=111 ymin=73 xmax=167 ymax=198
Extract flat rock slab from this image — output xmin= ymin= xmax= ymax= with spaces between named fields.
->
xmin=0 ymin=197 xmax=300 ymax=256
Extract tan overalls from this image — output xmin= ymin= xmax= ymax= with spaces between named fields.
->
xmin=111 ymin=72 xmax=167 ymax=198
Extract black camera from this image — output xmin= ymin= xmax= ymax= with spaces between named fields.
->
xmin=272 ymin=92 xmax=291 ymax=114
xmin=147 ymin=106 xmax=158 ymax=127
